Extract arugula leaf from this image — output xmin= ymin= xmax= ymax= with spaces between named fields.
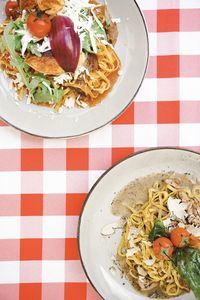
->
xmin=3 ymin=22 xmax=31 ymax=89
xmin=92 ymin=20 xmax=107 ymax=40
xmin=33 ymin=84 xmax=64 ymax=104
xmin=79 ymin=10 xmax=106 ymax=54
xmin=81 ymin=20 xmax=107 ymax=54
xmin=82 ymin=31 xmax=93 ymax=53
xmin=3 ymin=23 xmax=64 ymax=105
xmin=149 ymin=219 xmax=169 ymax=241
xmin=33 ymin=85 xmax=51 ymax=103
xmin=13 ymin=20 xmax=24 ymax=31
xmin=13 ymin=18 xmax=41 ymax=57
xmin=29 ymin=75 xmax=46 ymax=92
xmin=80 ymin=8 xmax=89 ymax=15
xmin=27 ymin=41 xmax=42 ymax=57
xmin=51 ymin=89 xmax=64 ymax=103
xmin=29 ymin=74 xmax=64 ymax=103
xmin=104 ymin=0 xmax=112 ymax=27
xmin=29 ymin=73 xmax=63 ymax=103
xmin=14 ymin=34 xmax=22 ymax=51
xmin=174 ymin=248 xmax=200 ymax=300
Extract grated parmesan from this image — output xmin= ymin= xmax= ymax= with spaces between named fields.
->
xmin=126 ymin=245 xmax=140 ymax=258
xmin=54 ymin=73 xmax=73 ymax=85
xmin=59 ymin=0 xmax=107 ymax=53
xmin=65 ymin=97 xmax=76 ymax=108
xmin=112 ymin=18 xmax=121 ymax=24
xmin=167 ymin=197 xmax=188 ymax=221
xmin=37 ymin=37 xmax=51 ymax=53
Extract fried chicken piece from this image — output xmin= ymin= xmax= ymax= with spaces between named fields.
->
xmin=107 ymin=21 xmax=118 ymax=46
xmin=37 ymin=0 xmax=64 ymax=15
xmin=25 ymin=55 xmax=64 ymax=76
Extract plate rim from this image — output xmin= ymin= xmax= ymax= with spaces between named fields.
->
xmin=0 ymin=0 xmax=149 ymax=139
xmin=78 ymin=146 xmax=200 ymax=300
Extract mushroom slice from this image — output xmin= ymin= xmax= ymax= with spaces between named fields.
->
xmin=25 ymin=55 xmax=64 ymax=76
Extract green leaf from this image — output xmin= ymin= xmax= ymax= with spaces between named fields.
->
xmin=80 ymin=8 xmax=89 ymax=15
xmin=51 ymin=89 xmax=64 ymax=103
xmin=149 ymin=219 xmax=169 ymax=241
xmin=174 ymin=248 xmax=200 ymax=300
xmin=92 ymin=20 xmax=107 ymax=40
xmin=33 ymin=84 xmax=64 ymax=104
xmin=29 ymin=75 xmax=45 ymax=92
xmin=3 ymin=22 xmax=64 ymax=105
xmin=3 ymin=22 xmax=31 ymax=90
xmin=14 ymin=34 xmax=22 ymax=51
xmin=82 ymin=31 xmax=93 ymax=53
xmin=82 ymin=20 xmax=107 ymax=54
xmin=79 ymin=9 xmax=106 ymax=54
xmin=33 ymin=85 xmax=51 ymax=103
xmin=13 ymin=20 xmax=24 ymax=31
xmin=27 ymin=42 xmax=42 ymax=57
xmin=104 ymin=0 xmax=111 ymax=27
xmin=3 ymin=22 xmax=16 ymax=55
xmin=30 ymin=74 xmax=64 ymax=103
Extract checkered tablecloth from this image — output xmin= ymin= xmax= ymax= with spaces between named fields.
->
xmin=0 ymin=1 xmax=200 ymax=299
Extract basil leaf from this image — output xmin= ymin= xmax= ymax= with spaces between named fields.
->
xmin=149 ymin=219 xmax=169 ymax=241
xmin=174 ymin=248 xmax=200 ymax=300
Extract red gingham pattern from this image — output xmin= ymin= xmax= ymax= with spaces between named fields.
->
xmin=0 ymin=1 xmax=200 ymax=299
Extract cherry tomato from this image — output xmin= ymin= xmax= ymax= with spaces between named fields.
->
xmin=153 ymin=237 xmax=174 ymax=260
xmin=27 ymin=13 xmax=51 ymax=39
xmin=5 ymin=0 xmax=19 ymax=19
xmin=170 ymin=227 xmax=190 ymax=248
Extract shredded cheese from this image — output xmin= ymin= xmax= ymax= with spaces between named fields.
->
xmin=37 ymin=37 xmax=51 ymax=53
xmin=59 ymin=0 xmax=107 ymax=53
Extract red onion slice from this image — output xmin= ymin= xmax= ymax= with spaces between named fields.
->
xmin=50 ymin=16 xmax=81 ymax=73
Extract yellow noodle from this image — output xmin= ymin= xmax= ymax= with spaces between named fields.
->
xmin=117 ymin=180 xmax=200 ymax=298
xmin=0 ymin=12 xmax=121 ymax=111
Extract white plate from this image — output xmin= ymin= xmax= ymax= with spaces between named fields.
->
xmin=0 ymin=0 xmax=148 ymax=138
xmin=78 ymin=148 xmax=200 ymax=300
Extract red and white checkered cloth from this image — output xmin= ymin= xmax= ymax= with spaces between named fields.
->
xmin=0 ymin=1 xmax=200 ymax=299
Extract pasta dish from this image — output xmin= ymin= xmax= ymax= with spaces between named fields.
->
xmin=114 ymin=174 xmax=200 ymax=299
xmin=0 ymin=0 xmax=121 ymax=111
